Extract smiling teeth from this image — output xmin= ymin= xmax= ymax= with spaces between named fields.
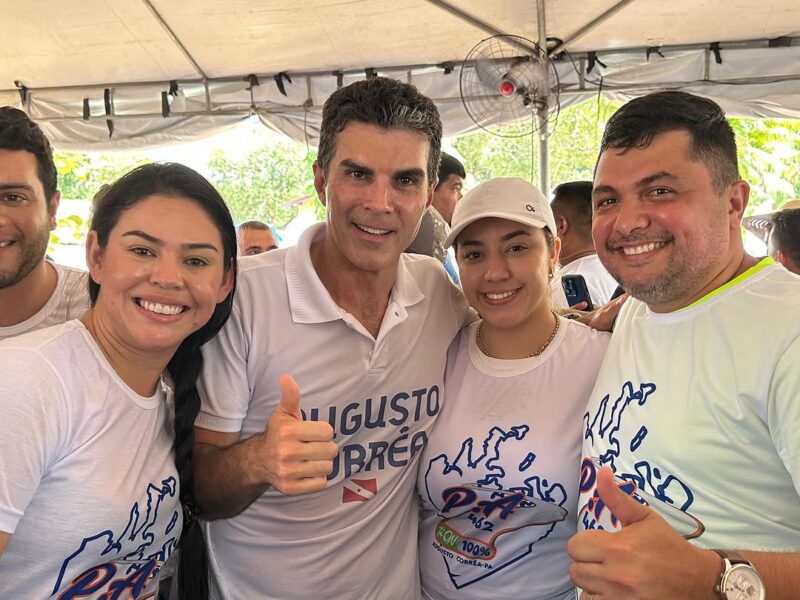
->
xmin=622 ymin=242 xmax=666 ymax=256
xmin=485 ymin=291 xmax=516 ymax=300
xmin=0 ymin=241 xmax=12 ymax=247
xmin=357 ymin=224 xmax=390 ymax=235
xmin=139 ymin=300 xmax=184 ymax=315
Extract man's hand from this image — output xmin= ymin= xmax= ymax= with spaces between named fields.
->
xmin=562 ymin=293 xmax=628 ymax=332
xmin=568 ymin=467 xmax=721 ymax=600
xmin=256 ymin=374 xmax=338 ymax=495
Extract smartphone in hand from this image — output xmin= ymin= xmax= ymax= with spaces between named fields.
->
xmin=562 ymin=274 xmax=594 ymax=311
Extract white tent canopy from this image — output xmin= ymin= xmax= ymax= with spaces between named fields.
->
xmin=2 ymin=0 xmax=800 ymax=152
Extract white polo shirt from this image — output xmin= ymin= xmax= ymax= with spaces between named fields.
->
xmin=198 ymin=223 xmax=471 ymax=600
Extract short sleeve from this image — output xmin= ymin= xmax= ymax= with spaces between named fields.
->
xmin=196 ymin=302 xmax=253 ymax=433
xmin=0 ymin=351 xmax=66 ymax=533
xmin=768 ymin=334 xmax=800 ymax=496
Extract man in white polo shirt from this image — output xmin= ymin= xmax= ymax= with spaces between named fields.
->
xmin=194 ymin=77 xmax=470 ymax=599
xmin=0 ymin=107 xmax=88 ymax=342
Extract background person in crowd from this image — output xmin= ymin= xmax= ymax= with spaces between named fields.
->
xmin=237 ymin=219 xmax=279 ymax=255
xmin=768 ymin=207 xmax=800 ymax=274
xmin=418 ymin=178 xmax=609 ymax=599
xmin=569 ymin=91 xmax=800 ymax=600
xmin=0 ymin=106 xmax=89 ymax=341
xmin=0 ymin=163 xmax=236 ymax=600
xmin=551 ymin=181 xmax=619 ymax=306
xmin=192 ymin=77 xmax=470 ymax=600
xmin=407 ymin=152 xmax=465 ymax=283
xmin=743 ymin=199 xmax=800 ymax=275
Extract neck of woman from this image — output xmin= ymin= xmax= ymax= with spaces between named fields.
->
xmin=477 ymin=310 xmax=559 ymax=360
xmin=81 ymin=309 xmax=171 ymax=397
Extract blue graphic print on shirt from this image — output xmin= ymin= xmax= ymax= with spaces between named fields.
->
xmin=54 ymin=477 xmax=180 ymax=599
xmin=423 ymin=425 xmax=569 ymax=589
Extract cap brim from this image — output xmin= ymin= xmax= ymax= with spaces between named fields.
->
xmin=742 ymin=214 xmax=774 ymax=242
xmin=445 ymin=211 xmax=549 ymax=248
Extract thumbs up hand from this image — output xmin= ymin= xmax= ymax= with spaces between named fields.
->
xmin=257 ymin=374 xmax=338 ymax=496
xmin=567 ymin=467 xmax=721 ymax=600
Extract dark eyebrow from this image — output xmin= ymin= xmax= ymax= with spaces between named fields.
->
xmin=0 ymin=183 xmax=35 ymax=192
xmin=395 ymin=167 xmax=426 ymax=181
xmin=637 ymin=171 xmax=680 ymax=187
xmin=339 ymin=159 xmax=374 ymax=176
xmin=501 ymin=229 xmax=531 ymax=242
xmin=459 ymin=229 xmax=531 ymax=247
xmin=122 ymin=230 xmax=220 ymax=252
xmin=593 ymin=171 xmax=680 ymax=198
xmin=338 ymin=159 xmax=425 ymax=182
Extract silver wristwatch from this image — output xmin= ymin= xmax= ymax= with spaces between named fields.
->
xmin=713 ymin=549 xmax=765 ymax=600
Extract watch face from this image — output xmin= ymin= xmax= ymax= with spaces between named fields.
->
xmin=721 ymin=564 xmax=766 ymax=600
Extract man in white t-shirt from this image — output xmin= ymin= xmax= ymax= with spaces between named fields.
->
xmin=0 ymin=107 xmax=89 ymax=341
xmin=194 ymin=77 xmax=470 ymax=600
xmin=568 ymin=91 xmax=800 ymax=600
xmin=551 ymin=180 xmax=618 ymax=306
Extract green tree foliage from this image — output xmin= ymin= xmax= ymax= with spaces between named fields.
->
xmin=454 ymin=97 xmax=620 ymax=191
xmin=205 ymin=143 xmax=319 ymax=227
xmin=55 ymin=152 xmax=149 ymax=201
xmin=729 ymin=117 xmax=800 ymax=211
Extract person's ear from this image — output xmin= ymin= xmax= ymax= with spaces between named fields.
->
xmin=729 ymin=180 xmax=750 ymax=224
xmin=217 ymin=260 xmax=235 ymax=303
xmin=48 ymin=191 xmax=61 ymax=230
xmin=85 ymin=230 xmax=104 ymax=286
xmin=556 ymin=215 xmax=569 ymax=236
xmin=551 ymin=235 xmax=562 ymax=273
xmin=312 ymin=162 xmax=328 ymax=207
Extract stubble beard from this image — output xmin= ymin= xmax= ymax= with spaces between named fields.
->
xmin=0 ymin=231 xmax=49 ymax=289
xmin=612 ymin=228 xmax=730 ymax=309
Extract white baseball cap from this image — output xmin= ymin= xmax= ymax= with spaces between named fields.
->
xmin=445 ymin=177 xmax=557 ymax=248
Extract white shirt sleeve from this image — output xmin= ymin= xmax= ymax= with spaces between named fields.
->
xmin=0 ymin=351 xmax=67 ymax=533
xmin=768 ymin=334 xmax=800 ymax=496
xmin=196 ymin=302 xmax=254 ymax=433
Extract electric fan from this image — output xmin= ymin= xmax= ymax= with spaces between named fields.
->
xmin=460 ymin=35 xmax=560 ymax=138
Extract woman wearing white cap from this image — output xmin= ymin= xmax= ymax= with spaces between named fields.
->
xmin=417 ymin=177 xmax=610 ymax=599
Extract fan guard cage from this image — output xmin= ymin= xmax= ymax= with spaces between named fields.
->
xmin=460 ymin=35 xmax=560 ymax=138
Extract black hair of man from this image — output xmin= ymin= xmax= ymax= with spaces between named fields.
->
xmin=436 ymin=153 xmax=466 ymax=190
xmin=316 ymin=77 xmax=442 ymax=184
xmin=598 ymin=91 xmax=739 ymax=195
xmin=0 ymin=106 xmax=58 ymax=204
xmin=770 ymin=209 xmax=800 ymax=266
xmin=552 ymin=181 xmax=593 ymax=240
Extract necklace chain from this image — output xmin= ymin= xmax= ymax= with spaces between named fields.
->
xmin=476 ymin=314 xmax=560 ymax=359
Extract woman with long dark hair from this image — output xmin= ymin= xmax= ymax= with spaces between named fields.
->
xmin=0 ymin=163 xmax=236 ymax=599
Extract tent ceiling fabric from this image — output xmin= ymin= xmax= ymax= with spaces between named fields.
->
xmin=2 ymin=0 xmax=799 ymax=150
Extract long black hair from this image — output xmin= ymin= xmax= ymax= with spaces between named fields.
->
xmin=88 ymin=162 xmax=237 ymax=600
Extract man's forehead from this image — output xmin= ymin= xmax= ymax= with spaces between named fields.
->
xmin=0 ymin=148 xmax=41 ymax=181
xmin=333 ymin=123 xmax=429 ymax=160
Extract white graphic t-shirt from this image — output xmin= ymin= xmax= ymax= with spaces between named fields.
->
xmin=0 ymin=321 xmax=181 ymax=598
xmin=419 ymin=318 xmax=609 ymax=599
xmin=580 ymin=260 xmax=800 ymax=550
xmin=0 ymin=262 xmax=90 ymax=341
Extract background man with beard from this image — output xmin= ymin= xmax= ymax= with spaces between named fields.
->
xmin=568 ymin=91 xmax=800 ymax=600
xmin=0 ymin=107 xmax=89 ymax=341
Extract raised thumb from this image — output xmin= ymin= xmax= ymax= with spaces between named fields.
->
xmin=276 ymin=374 xmax=302 ymax=420
xmin=595 ymin=466 xmax=651 ymax=528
